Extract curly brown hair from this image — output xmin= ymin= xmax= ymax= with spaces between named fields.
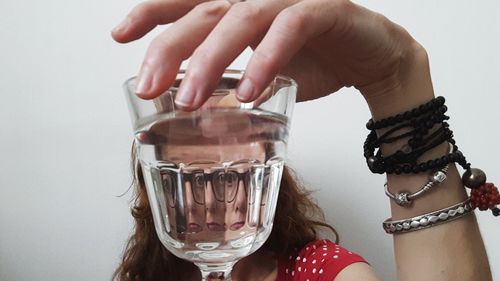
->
xmin=113 ymin=145 xmax=337 ymax=281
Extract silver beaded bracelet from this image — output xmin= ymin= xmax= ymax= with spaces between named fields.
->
xmin=385 ymin=164 xmax=449 ymax=207
xmin=383 ymin=199 xmax=473 ymax=234
xmin=384 ymin=143 xmax=454 ymax=207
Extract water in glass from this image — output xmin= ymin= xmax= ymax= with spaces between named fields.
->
xmin=136 ymin=108 xmax=288 ymax=266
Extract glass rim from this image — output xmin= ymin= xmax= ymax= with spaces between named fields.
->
xmin=123 ymin=69 xmax=298 ymax=96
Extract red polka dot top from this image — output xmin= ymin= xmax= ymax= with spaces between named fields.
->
xmin=277 ymin=239 xmax=367 ymax=281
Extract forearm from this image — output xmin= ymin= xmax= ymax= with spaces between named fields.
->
xmin=362 ymin=45 xmax=492 ymax=281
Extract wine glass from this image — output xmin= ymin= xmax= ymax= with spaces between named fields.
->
xmin=124 ymin=69 xmax=297 ymax=280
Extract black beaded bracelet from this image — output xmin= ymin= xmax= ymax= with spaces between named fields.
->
xmin=363 ymin=96 xmax=499 ymax=217
xmin=364 ymin=98 xmax=467 ymax=173
xmin=366 ymin=96 xmax=445 ymax=130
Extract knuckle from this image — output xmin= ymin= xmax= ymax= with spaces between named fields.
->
xmin=335 ymin=0 xmax=352 ymax=10
xmin=194 ymin=0 xmax=231 ymax=17
xmin=278 ymin=8 xmax=309 ymax=34
xmin=192 ymin=47 xmax=214 ymax=66
xmin=185 ymin=63 xmax=209 ymax=85
xmin=129 ymin=1 xmax=156 ymax=21
xmin=150 ymin=37 xmax=175 ymax=56
xmin=252 ymin=49 xmax=277 ymax=72
xmin=141 ymin=56 xmax=152 ymax=69
xmin=228 ymin=3 xmax=263 ymax=23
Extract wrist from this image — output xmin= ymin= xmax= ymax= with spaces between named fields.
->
xmin=358 ymin=44 xmax=471 ymax=218
xmin=361 ymin=42 xmax=435 ymax=121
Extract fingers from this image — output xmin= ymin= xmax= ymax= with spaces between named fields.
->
xmin=111 ymin=0 xmax=206 ymax=43
xmin=174 ymin=0 xmax=290 ymax=110
xmin=135 ymin=0 xmax=232 ymax=99
xmin=238 ymin=0 xmax=342 ymax=101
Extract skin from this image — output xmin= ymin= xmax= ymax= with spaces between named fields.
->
xmin=112 ymin=0 xmax=492 ymax=280
xmin=159 ymin=143 xmax=278 ymax=281
xmin=160 ymin=142 xmax=263 ymax=240
xmin=153 ymin=91 xmax=270 ymax=255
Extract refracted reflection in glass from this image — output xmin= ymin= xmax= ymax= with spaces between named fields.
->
xmin=182 ymin=166 xmax=253 ymax=205
xmin=143 ymin=158 xmax=283 ymax=264
xmin=161 ymin=170 xmax=176 ymax=208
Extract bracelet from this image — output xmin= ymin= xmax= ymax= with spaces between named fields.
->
xmin=364 ymin=96 xmax=500 ymax=217
xmin=383 ymin=199 xmax=474 ymax=234
xmin=385 ymin=163 xmax=449 ymax=207
xmin=364 ymin=100 xmax=461 ymax=175
xmin=366 ymin=96 xmax=446 ymax=130
xmin=384 ymin=143 xmax=453 ymax=207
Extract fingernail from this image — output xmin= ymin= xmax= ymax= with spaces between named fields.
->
xmin=113 ymin=17 xmax=130 ymax=34
xmin=136 ymin=74 xmax=152 ymax=98
xmin=175 ymin=81 xmax=196 ymax=108
xmin=237 ymin=78 xmax=255 ymax=101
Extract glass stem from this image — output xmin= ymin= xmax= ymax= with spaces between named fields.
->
xmin=197 ymin=262 xmax=234 ymax=281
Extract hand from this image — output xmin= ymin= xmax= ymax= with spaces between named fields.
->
xmin=112 ymin=0 xmax=426 ymax=111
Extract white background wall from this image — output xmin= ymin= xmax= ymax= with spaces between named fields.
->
xmin=0 ymin=0 xmax=498 ymax=280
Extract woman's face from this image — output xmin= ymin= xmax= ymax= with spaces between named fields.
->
xmin=159 ymin=141 xmax=267 ymax=242
xmin=153 ymin=93 xmax=273 ymax=242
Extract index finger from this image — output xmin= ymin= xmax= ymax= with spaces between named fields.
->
xmin=111 ymin=0 xmax=206 ymax=43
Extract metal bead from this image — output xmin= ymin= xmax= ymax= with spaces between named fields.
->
xmin=410 ymin=221 xmax=420 ymax=228
xmin=395 ymin=192 xmax=412 ymax=207
xmin=389 ymin=225 xmax=396 ymax=232
xmin=462 ymin=168 xmax=487 ymax=189
xmin=367 ymin=156 xmax=377 ymax=170
xmin=432 ymin=171 xmax=447 ymax=184
xmin=428 ymin=215 xmax=439 ymax=223
xmin=438 ymin=213 xmax=449 ymax=220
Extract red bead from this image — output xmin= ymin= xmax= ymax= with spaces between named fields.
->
xmin=470 ymin=182 xmax=499 ymax=211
